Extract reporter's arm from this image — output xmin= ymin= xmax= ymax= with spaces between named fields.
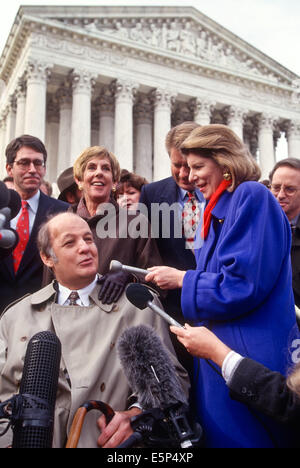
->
xmin=170 ymin=324 xmax=300 ymax=426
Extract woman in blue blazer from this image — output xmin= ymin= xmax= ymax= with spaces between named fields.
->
xmin=146 ymin=124 xmax=300 ymax=448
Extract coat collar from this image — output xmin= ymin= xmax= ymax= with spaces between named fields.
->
xmin=210 ymin=189 xmax=232 ymax=222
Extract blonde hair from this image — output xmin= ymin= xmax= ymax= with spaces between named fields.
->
xmin=181 ymin=124 xmax=261 ymax=191
xmin=165 ymin=121 xmax=200 ymax=155
xmin=73 ymin=146 xmax=121 ymax=183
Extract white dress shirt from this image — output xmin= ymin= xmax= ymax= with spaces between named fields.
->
xmin=57 ymin=275 xmax=98 ymax=306
xmin=10 ymin=190 xmax=40 ymax=235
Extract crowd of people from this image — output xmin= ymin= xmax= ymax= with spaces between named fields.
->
xmin=0 ymin=122 xmax=300 ymax=448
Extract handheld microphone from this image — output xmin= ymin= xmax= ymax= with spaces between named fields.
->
xmin=117 ymin=325 xmax=203 ymax=448
xmin=12 ymin=331 xmax=61 ymax=448
xmin=109 ymin=260 xmax=149 ymax=278
xmin=0 ymin=228 xmax=19 ymax=249
xmin=126 ymin=283 xmax=183 ymax=328
xmin=0 ymin=208 xmax=19 ymax=255
xmin=8 ymin=189 xmax=22 ymax=219
xmin=0 ymin=207 xmax=11 ymax=229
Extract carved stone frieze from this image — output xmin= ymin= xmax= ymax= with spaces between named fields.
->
xmin=29 ymin=32 xmax=127 ymax=67
xmin=55 ymin=16 xmax=284 ymax=84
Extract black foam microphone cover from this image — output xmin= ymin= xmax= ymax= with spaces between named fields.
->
xmin=0 ymin=181 xmax=10 ymax=209
xmin=125 ymin=283 xmax=153 ymax=310
xmin=8 ymin=189 xmax=22 ymax=219
xmin=12 ymin=331 xmax=61 ymax=448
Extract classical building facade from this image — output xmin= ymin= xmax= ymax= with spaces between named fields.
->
xmin=0 ymin=5 xmax=300 ymax=183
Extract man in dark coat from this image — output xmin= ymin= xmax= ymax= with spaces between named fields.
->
xmin=0 ymin=135 xmax=68 ymax=312
xmin=269 ymin=158 xmax=300 ymax=309
xmin=139 ymin=121 xmax=205 ymax=373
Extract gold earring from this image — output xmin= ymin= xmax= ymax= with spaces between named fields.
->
xmin=223 ymin=171 xmax=231 ymax=181
xmin=112 ymin=186 xmax=116 ymax=193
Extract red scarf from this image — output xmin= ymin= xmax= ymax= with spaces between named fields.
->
xmin=201 ymin=179 xmax=231 ymax=239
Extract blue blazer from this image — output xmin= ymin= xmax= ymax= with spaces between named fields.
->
xmin=181 ymin=181 xmax=300 ymax=447
xmin=0 ymin=191 xmax=69 ymax=312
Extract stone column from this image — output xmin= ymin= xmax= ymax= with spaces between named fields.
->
xmin=257 ymin=114 xmax=276 ymax=178
xmin=97 ymin=85 xmax=115 ymax=152
xmin=70 ymin=69 xmax=96 ymax=164
xmin=226 ymin=106 xmax=247 ymax=140
xmin=193 ymin=97 xmax=214 ymax=125
xmin=24 ymin=60 xmax=52 ymax=141
xmin=5 ymin=95 xmax=17 ymax=145
xmin=286 ymin=121 xmax=300 ymax=159
xmin=113 ymin=79 xmax=138 ymax=171
xmin=153 ymin=88 xmax=176 ymax=181
xmin=45 ymin=98 xmax=59 ymax=183
xmin=15 ymin=78 xmax=26 ymax=137
xmin=56 ymin=83 xmax=72 ymax=173
xmin=134 ymin=95 xmax=153 ymax=181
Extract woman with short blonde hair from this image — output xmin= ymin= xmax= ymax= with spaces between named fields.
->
xmin=73 ymin=146 xmax=120 ymax=187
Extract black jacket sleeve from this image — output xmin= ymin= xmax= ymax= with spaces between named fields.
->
xmin=228 ymin=358 xmax=300 ymax=426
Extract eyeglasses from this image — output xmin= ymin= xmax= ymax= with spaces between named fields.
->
xmin=270 ymin=184 xmax=300 ymax=196
xmin=13 ymin=159 xmax=45 ymax=169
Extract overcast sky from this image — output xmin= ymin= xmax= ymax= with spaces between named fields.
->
xmin=0 ymin=0 xmax=299 ymax=75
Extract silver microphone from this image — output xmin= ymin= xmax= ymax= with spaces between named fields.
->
xmin=109 ymin=260 xmax=150 ymax=278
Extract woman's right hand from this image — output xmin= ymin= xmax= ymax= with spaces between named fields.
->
xmin=145 ymin=266 xmax=186 ymax=290
xmin=170 ymin=324 xmax=232 ymax=367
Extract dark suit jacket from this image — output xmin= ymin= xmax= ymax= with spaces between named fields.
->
xmin=291 ymin=217 xmax=300 ymax=308
xmin=140 ymin=177 xmax=198 ymax=376
xmin=229 ymin=357 xmax=300 ymax=430
xmin=0 ymin=191 xmax=69 ymax=312
xmin=140 ymin=177 xmax=197 ymax=273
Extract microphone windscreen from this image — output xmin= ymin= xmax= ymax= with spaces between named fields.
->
xmin=117 ymin=325 xmax=187 ymax=410
xmin=125 ymin=283 xmax=153 ymax=310
xmin=12 ymin=331 xmax=61 ymax=448
xmin=0 ymin=181 xmax=10 ymax=209
xmin=8 ymin=189 xmax=21 ymax=219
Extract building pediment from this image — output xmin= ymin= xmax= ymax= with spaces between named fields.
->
xmin=1 ymin=5 xmax=298 ymax=90
xmin=55 ymin=15 xmax=289 ymax=86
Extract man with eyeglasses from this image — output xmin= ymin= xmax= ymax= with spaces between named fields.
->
xmin=0 ymin=134 xmax=68 ymax=313
xmin=269 ymin=158 xmax=300 ymax=309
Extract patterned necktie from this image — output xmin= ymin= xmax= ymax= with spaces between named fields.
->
xmin=68 ymin=291 xmax=79 ymax=306
xmin=182 ymin=191 xmax=201 ymax=250
xmin=13 ymin=200 xmax=29 ymax=273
